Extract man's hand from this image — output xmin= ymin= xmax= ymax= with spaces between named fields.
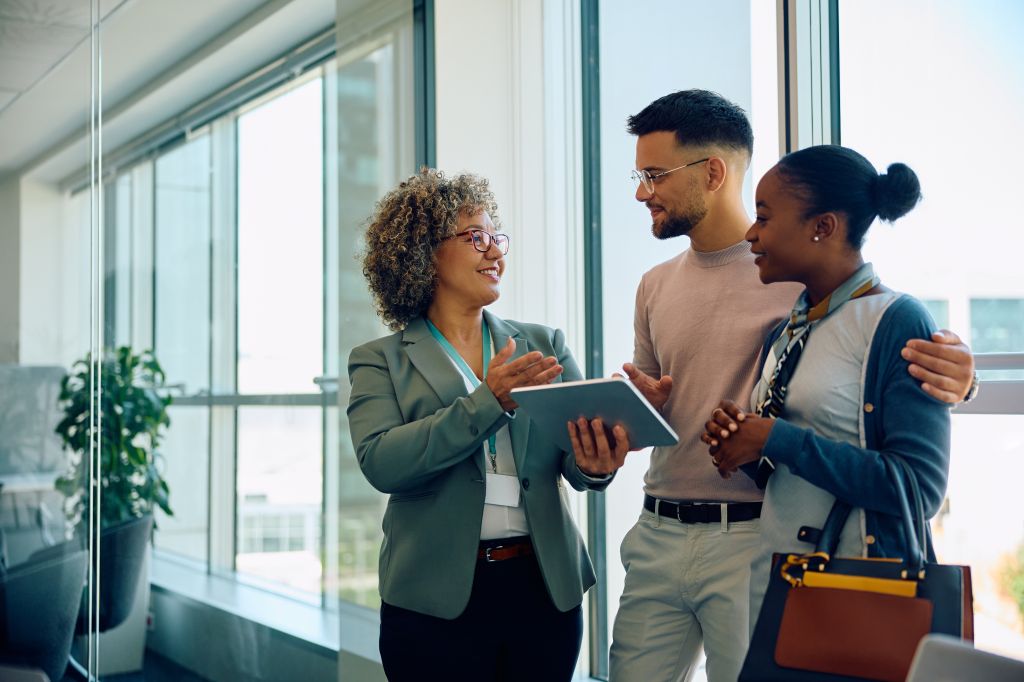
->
xmin=485 ymin=338 xmax=563 ymax=412
xmin=567 ymin=417 xmax=630 ymax=476
xmin=902 ymin=329 xmax=975 ymax=403
xmin=619 ymin=363 xmax=673 ymax=411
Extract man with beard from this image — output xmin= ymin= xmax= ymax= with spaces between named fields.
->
xmin=568 ymin=90 xmax=977 ymax=682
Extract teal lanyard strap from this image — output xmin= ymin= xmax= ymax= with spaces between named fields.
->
xmin=424 ymin=318 xmax=498 ymax=461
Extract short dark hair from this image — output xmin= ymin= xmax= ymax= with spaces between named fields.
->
xmin=627 ymin=89 xmax=753 ymax=156
xmin=776 ymin=145 xmax=922 ymax=248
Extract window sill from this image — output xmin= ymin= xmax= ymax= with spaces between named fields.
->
xmin=150 ymin=552 xmax=381 ymax=664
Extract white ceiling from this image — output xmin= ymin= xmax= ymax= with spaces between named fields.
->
xmin=0 ymin=0 xmax=337 ymax=182
xmin=0 ymin=0 xmax=124 ymax=111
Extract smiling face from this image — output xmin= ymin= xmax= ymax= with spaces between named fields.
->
xmin=432 ymin=209 xmax=504 ymax=310
xmin=746 ymin=166 xmax=821 ymax=285
xmin=634 ymin=131 xmax=709 ymax=240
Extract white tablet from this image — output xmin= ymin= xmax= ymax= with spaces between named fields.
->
xmin=510 ymin=377 xmax=679 ymax=452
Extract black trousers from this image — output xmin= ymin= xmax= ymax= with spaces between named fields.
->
xmin=379 ymin=552 xmax=583 ymax=681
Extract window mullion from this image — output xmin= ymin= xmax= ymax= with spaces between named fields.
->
xmin=208 ymin=116 xmax=238 ymax=574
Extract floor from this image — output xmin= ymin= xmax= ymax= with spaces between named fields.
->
xmin=59 ymin=650 xmax=207 ymax=682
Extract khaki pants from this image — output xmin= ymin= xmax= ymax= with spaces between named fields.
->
xmin=609 ymin=508 xmax=760 ymax=682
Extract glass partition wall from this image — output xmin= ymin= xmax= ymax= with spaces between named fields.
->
xmin=2 ymin=0 xmax=418 ymax=678
xmin=69 ymin=6 xmax=418 ymax=681
xmin=0 ymin=1 xmax=103 ymax=679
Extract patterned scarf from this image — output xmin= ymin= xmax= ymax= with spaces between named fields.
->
xmin=752 ymin=262 xmax=880 ymax=487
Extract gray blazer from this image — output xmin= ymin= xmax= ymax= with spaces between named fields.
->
xmin=347 ymin=310 xmax=610 ymax=619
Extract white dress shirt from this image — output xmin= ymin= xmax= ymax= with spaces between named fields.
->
xmin=443 ymin=344 xmax=530 ymax=540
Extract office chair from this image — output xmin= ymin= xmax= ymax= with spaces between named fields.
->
xmin=0 ymin=543 xmax=88 ymax=682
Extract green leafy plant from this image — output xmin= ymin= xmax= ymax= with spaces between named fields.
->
xmin=55 ymin=346 xmax=173 ymax=533
xmin=1003 ymin=542 xmax=1024 ymax=627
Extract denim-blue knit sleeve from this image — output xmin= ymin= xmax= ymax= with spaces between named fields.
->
xmin=760 ymin=296 xmax=951 ymax=518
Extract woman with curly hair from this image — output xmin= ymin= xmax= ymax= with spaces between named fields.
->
xmin=347 ymin=169 xmax=625 ymax=680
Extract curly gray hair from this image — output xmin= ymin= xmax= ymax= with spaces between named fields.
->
xmin=361 ymin=168 xmax=500 ymax=331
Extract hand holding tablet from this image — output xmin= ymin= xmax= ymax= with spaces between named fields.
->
xmin=510 ymin=376 xmax=679 ymax=453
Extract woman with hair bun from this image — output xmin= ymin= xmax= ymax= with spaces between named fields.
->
xmin=700 ymin=145 xmax=951 ymax=626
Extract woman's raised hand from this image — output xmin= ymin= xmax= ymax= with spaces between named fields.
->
xmin=486 ymin=337 xmax=563 ymax=411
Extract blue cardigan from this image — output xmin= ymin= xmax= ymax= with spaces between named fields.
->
xmin=754 ymin=294 xmax=951 ymax=561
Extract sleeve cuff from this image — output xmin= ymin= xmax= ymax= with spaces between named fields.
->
xmin=762 ymin=418 xmax=806 ymax=467
xmin=575 ymin=465 xmax=613 ymax=483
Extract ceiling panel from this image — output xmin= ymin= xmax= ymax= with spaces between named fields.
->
xmin=0 ymin=53 xmax=54 ymax=90
xmin=0 ymin=0 xmax=96 ymax=28
xmin=0 ymin=0 xmax=126 ymax=119
xmin=0 ymin=18 xmax=85 ymax=62
xmin=0 ymin=0 xmax=336 ymax=177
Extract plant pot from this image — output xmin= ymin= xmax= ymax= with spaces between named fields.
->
xmin=76 ymin=514 xmax=153 ymax=634
xmin=70 ymin=514 xmax=153 ymax=676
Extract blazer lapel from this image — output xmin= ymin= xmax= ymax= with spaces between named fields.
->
xmin=485 ymin=311 xmax=532 ymax=473
xmin=403 ymin=317 xmax=470 ymax=412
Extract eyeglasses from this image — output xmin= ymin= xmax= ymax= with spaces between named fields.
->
xmin=631 ymin=158 xmax=710 ymax=194
xmin=450 ymin=229 xmax=510 ymax=255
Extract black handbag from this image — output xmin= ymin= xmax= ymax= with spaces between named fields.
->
xmin=739 ymin=455 xmax=973 ymax=682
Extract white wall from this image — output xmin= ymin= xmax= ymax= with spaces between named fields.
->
xmin=434 ymin=0 xmax=586 ymax=357
xmin=0 ymin=175 xmax=19 ymax=363
xmin=19 ymin=179 xmax=88 ymax=367
xmin=0 ymin=176 xmax=87 ymax=367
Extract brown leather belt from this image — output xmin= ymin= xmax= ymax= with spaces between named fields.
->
xmin=477 ymin=537 xmax=534 ymax=562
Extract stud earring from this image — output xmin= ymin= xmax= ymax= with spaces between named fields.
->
xmin=812 ymin=236 xmax=821 ymax=242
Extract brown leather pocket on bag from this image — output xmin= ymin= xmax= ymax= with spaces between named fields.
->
xmin=775 ymin=586 xmax=933 ymax=682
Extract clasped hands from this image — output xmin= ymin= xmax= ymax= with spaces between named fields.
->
xmin=700 ymin=400 xmax=774 ymax=479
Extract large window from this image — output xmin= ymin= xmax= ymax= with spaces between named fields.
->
xmin=234 ymin=75 xmax=325 ymax=593
xmin=153 ymin=135 xmax=213 ymax=564
xmin=584 ymin=1 xmax=1024 ymax=677
xmin=839 ymin=0 xmax=1024 ymax=658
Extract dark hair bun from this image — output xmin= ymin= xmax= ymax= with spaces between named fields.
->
xmin=874 ymin=163 xmax=921 ymax=222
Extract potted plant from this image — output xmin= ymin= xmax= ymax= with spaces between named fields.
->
xmin=53 ymin=346 xmax=174 ymax=674
xmin=55 ymin=346 xmax=173 ymax=533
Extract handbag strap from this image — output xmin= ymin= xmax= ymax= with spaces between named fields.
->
xmin=882 ymin=455 xmax=925 ymax=573
xmin=814 ymin=453 xmax=925 ymax=573
xmin=893 ymin=455 xmax=926 ymax=554
xmin=892 ymin=454 xmax=935 ymax=563
xmin=813 ymin=500 xmax=853 ymax=556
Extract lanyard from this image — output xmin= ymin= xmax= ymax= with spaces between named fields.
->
xmin=424 ymin=317 xmax=499 ymax=470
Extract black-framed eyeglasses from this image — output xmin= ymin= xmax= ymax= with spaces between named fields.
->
xmin=450 ymin=229 xmax=510 ymax=255
xmin=631 ymin=157 xmax=710 ymax=193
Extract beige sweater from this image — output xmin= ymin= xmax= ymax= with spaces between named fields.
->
xmin=634 ymin=239 xmax=802 ymax=502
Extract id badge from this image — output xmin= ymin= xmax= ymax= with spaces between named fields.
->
xmin=484 ymin=473 xmax=521 ymax=507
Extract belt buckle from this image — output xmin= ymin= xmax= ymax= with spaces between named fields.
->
xmin=484 ymin=545 xmax=501 ymax=562
xmin=675 ymin=503 xmax=687 ymax=523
